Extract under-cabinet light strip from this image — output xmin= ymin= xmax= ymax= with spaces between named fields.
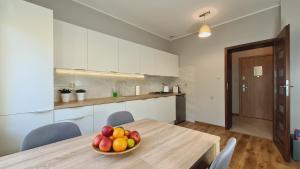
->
xmin=55 ymin=69 xmax=145 ymax=79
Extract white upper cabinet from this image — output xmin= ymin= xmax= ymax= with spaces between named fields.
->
xmin=160 ymin=52 xmax=179 ymax=77
xmin=140 ymin=46 xmax=160 ymax=76
xmin=140 ymin=46 xmax=179 ymax=77
xmin=88 ymin=30 xmax=118 ymax=72
xmin=54 ymin=20 xmax=88 ymax=69
xmin=53 ymin=20 xmax=179 ymax=77
xmin=118 ymin=39 xmax=141 ymax=74
xmin=0 ymin=0 xmax=54 ymax=115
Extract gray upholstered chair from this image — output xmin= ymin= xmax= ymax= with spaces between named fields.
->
xmin=107 ymin=111 xmax=134 ymax=127
xmin=21 ymin=122 xmax=81 ymax=151
xmin=209 ymin=137 xmax=237 ymax=169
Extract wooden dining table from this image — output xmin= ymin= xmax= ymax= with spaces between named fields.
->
xmin=0 ymin=119 xmax=220 ymax=169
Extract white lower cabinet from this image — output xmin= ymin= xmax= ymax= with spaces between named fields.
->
xmin=0 ymin=110 xmax=53 ymax=156
xmin=93 ymin=103 xmax=126 ymax=132
xmin=126 ymin=96 xmax=176 ymax=123
xmin=125 ymin=99 xmax=154 ymax=121
xmin=54 ymin=106 xmax=93 ymax=135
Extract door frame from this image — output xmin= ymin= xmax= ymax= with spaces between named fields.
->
xmin=224 ymin=39 xmax=275 ymax=129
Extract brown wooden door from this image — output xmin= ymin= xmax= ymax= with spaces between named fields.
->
xmin=239 ymin=55 xmax=273 ymax=120
xmin=274 ymin=25 xmax=291 ymax=161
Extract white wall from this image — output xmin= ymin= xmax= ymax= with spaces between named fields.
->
xmin=170 ymin=7 xmax=280 ymax=126
xmin=281 ymin=0 xmax=300 ymax=132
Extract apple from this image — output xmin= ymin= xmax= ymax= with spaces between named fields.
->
xmin=93 ymin=134 xmax=104 ymax=147
xmin=99 ymin=136 xmax=112 ymax=152
xmin=129 ymin=131 xmax=141 ymax=143
xmin=102 ymin=125 xmax=114 ymax=137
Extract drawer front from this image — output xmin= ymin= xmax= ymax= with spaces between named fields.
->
xmin=54 ymin=106 xmax=93 ymax=122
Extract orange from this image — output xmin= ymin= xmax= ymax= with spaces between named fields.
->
xmin=124 ymin=130 xmax=130 ymax=136
xmin=113 ymin=138 xmax=127 ymax=152
xmin=109 ymin=136 xmax=114 ymax=141
xmin=113 ymin=128 xmax=125 ymax=138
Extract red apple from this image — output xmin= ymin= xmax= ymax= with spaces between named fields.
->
xmin=99 ymin=136 xmax=112 ymax=152
xmin=102 ymin=125 xmax=114 ymax=137
xmin=93 ymin=134 xmax=104 ymax=147
xmin=129 ymin=131 xmax=141 ymax=143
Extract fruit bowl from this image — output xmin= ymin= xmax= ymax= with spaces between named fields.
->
xmin=92 ymin=140 xmax=141 ymax=155
xmin=92 ymin=125 xmax=142 ymax=155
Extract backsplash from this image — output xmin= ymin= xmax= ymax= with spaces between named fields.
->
xmin=54 ymin=73 xmax=177 ymax=102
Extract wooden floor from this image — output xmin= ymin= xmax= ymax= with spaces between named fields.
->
xmin=178 ymin=121 xmax=300 ymax=169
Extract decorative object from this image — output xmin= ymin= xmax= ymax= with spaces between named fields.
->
xmin=135 ymin=86 xmax=140 ymax=95
xmin=92 ymin=125 xmax=141 ymax=155
xmin=112 ymin=90 xmax=118 ymax=98
xmin=59 ymin=89 xmax=72 ymax=103
xmin=198 ymin=11 xmax=212 ymax=38
xmin=75 ymin=89 xmax=86 ymax=101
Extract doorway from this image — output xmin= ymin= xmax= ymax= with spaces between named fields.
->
xmin=230 ymin=47 xmax=274 ymax=140
xmin=224 ymin=25 xmax=291 ymax=161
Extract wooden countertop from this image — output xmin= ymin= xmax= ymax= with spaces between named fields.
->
xmin=0 ymin=119 xmax=220 ymax=169
xmin=55 ymin=93 xmax=183 ymax=110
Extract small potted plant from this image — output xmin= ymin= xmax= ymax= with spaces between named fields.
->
xmin=59 ymin=89 xmax=72 ymax=103
xmin=76 ymin=89 xmax=86 ymax=101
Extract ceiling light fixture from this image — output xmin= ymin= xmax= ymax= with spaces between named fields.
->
xmin=198 ymin=11 xmax=212 ymax=38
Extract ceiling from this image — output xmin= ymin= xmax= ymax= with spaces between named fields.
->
xmin=73 ymin=0 xmax=280 ymax=41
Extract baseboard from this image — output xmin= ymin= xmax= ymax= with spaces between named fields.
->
xmin=195 ymin=121 xmax=225 ymax=129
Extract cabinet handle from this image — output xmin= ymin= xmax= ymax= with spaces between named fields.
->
xmin=63 ymin=116 xmax=87 ymax=121
xmin=28 ymin=109 xmax=53 ymax=114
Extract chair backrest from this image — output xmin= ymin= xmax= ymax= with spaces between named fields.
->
xmin=107 ymin=111 xmax=134 ymax=127
xmin=209 ymin=138 xmax=237 ymax=169
xmin=21 ymin=122 xmax=81 ymax=151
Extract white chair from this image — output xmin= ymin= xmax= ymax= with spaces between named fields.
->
xmin=209 ymin=137 xmax=237 ymax=169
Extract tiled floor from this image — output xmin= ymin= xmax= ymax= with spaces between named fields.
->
xmin=231 ymin=115 xmax=273 ymax=140
xmin=178 ymin=121 xmax=300 ymax=169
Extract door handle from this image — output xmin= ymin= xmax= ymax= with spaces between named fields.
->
xmin=242 ymin=84 xmax=247 ymax=92
xmin=279 ymin=80 xmax=291 ymax=96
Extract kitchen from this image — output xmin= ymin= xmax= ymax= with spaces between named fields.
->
xmin=1 ymin=0 xmax=299 ymax=169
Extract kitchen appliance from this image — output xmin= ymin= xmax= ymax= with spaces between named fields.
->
xmin=0 ymin=0 xmax=54 ymax=116
xmin=175 ymin=94 xmax=186 ymax=124
xmin=162 ymin=83 xmax=169 ymax=93
xmin=0 ymin=0 xmax=54 ymax=156
xmin=135 ymin=86 xmax=140 ymax=95
xmin=173 ymin=85 xmax=179 ymax=94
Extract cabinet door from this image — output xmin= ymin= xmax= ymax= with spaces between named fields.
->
xmin=118 ymin=39 xmax=141 ymax=74
xmin=93 ymin=103 xmax=126 ymax=132
xmin=54 ymin=106 xmax=93 ymax=135
xmin=162 ymin=52 xmax=179 ymax=77
xmin=54 ymin=20 xmax=87 ymax=69
xmin=153 ymin=96 xmax=176 ymax=123
xmin=140 ymin=46 xmax=160 ymax=76
xmin=88 ymin=30 xmax=118 ymax=72
xmin=126 ymin=99 xmax=154 ymax=121
xmin=0 ymin=111 xmax=53 ymax=156
xmin=0 ymin=0 xmax=54 ymax=115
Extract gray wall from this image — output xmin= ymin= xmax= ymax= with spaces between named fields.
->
xmin=170 ymin=7 xmax=280 ymax=126
xmin=26 ymin=0 xmax=171 ymax=52
xmin=281 ymin=0 xmax=300 ymax=132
